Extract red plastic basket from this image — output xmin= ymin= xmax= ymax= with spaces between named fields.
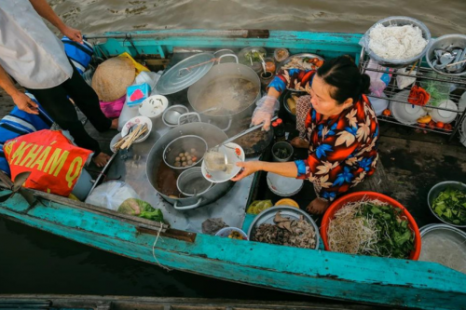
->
xmin=320 ymin=191 xmax=421 ymax=260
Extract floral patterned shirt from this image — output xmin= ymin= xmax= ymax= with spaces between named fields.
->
xmin=269 ymin=69 xmax=379 ymax=202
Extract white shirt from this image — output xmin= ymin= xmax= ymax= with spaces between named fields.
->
xmin=0 ymin=0 xmax=73 ymax=89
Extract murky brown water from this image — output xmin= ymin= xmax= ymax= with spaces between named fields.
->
xmin=48 ymin=0 xmax=466 ymax=36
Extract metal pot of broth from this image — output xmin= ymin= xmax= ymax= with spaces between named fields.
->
xmin=146 ymin=122 xmax=233 ymax=211
xmin=187 ymin=54 xmax=261 ymax=131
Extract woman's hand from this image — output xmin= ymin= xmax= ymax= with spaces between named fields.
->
xmin=231 ymin=161 xmax=263 ymax=182
xmin=306 ymin=198 xmax=330 ymax=215
xmin=251 ymin=95 xmax=279 ymax=131
xmin=290 ymin=137 xmax=310 ymax=149
xmin=61 ymin=26 xmax=83 ymax=44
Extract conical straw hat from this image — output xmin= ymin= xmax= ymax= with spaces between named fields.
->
xmin=92 ymin=57 xmax=136 ymax=102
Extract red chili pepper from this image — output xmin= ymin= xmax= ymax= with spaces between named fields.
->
xmin=206 ymin=174 xmax=212 ymax=178
xmin=235 ymin=148 xmax=241 ymax=156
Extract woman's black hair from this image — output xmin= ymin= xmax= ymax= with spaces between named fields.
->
xmin=316 ymin=55 xmax=370 ymax=104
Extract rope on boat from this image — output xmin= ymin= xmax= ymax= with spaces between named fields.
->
xmin=152 ymin=225 xmax=172 ymax=272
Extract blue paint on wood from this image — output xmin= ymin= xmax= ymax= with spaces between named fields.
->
xmin=91 ymin=30 xmax=363 ymax=63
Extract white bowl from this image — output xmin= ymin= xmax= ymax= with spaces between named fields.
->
xmin=389 ymin=90 xmax=426 ymax=125
xmin=121 ymin=116 xmax=152 ymax=143
xmin=110 ymin=133 xmax=122 ymax=153
xmin=215 ymin=227 xmax=248 ymax=240
xmin=429 ymin=99 xmax=458 ymax=124
xmin=266 ymin=172 xmax=303 ymax=197
xmin=139 ymin=95 xmax=168 ymax=120
xmin=368 ymin=93 xmax=389 ymax=116
xmin=201 ymin=143 xmax=245 ymax=183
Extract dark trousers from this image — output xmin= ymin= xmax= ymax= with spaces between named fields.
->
xmin=27 ymin=64 xmax=111 ymax=156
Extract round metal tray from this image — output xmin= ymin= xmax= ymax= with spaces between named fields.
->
xmin=247 ymin=206 xmax=320 ymax=249
xmin=419 ymin=223 xmax=466 ymax=274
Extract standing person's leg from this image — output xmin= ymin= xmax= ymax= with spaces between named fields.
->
xmin=61 ymin=64 xmax=116 ymax=131
xmin=27 ymin=86 xmax=106 ymax=166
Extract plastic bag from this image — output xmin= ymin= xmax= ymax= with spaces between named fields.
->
xmin=396 ymin=67 xmax=417 ymax=89
xmin=118 ymin=198 xmax=164 ymax=222
xmin=85 ymin=181 xmax=139 ymax=211
xmin=4 ymin=130 xmax=92 ymax=197
xmin=364 ymin=59 xmax=393 ymax=97
xmin=251 ymin=95 xmax=280 ymax=131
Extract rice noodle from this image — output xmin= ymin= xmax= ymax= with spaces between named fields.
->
xmin=327 ymin=200 xmax=387 ymax=255
xmin=368 ymin=24 xmax=427 ymax=60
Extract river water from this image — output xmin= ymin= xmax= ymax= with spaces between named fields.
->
xmin=1 ymin=0 xmax=466 ymax=300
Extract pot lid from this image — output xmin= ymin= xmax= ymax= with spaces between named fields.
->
xmin=155 ymin=53 xmax=215 ymax=95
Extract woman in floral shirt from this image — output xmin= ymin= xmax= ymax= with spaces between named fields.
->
xmin=233 ymin=56 xmax=379 ymax=214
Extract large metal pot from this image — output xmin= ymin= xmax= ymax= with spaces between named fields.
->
xmin=187 ymin=54 xmax=261 ymax=131
xmin=146 ymin=122 xmax=233 ymax=211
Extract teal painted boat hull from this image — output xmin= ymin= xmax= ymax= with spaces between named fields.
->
xmin=1 ymin=30 xmax=465 ymax=310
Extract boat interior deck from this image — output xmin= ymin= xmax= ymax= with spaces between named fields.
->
xmin=1 ymin=50 xmax=465 ymax=231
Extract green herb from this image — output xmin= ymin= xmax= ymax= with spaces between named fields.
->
xmin=433 ymin=188 xmax=466 ymax=225
xmin=358 ymin=203 xmax=414 ymax=259
xmin=274 ymin=147 xmax=290 ymax=159
xmin=139 ymin=205 xmax=164 ymax=222
xmin=118 ymin=198 xmax=164 ymax=223
xmin=245 ymin=51 xmax=266 ymax=62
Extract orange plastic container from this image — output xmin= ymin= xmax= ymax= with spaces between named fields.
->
xmin=320 ymin=191 xmax=421 ymax=260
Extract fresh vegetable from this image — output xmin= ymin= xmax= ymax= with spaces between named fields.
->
xmin=436 ymin=121 xmax=445 ymax=129
xmin=444 ymin=123 xmax=452 ymax=131
xmin=247 ymin=200 xmax=273 ymax=214
xmin=245 ymin=51 xmax=266 ymax=63
xmin=432 ymin=188 xmax=466 ymax=225
xmin=274 ymin=147 xmax=291 ymax=159
xmin=327 ymin=200 xmax=414 ymax=259
xmin=428 ymin=121 xmax=436 ymax=130
xmin=118 ymin=198 xmax=164 ymax=222
xmin=417 ymin=115 xmax=432 ymax=124
xmin=358 ymin=203 xmax=414 ymax=259
xmin=382 ymin=109 xmax=391 ymax=116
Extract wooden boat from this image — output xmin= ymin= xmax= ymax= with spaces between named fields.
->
xmin=0 ymin=294 xmax=375 ymax=309
xmin=1 ymin=29 xmax=466 ymax=310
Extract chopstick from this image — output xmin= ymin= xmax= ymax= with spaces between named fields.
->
xmin=112 ymin=124 xmax=148 ymax=151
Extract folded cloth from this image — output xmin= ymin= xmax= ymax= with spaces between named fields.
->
xmin=408 ymin=85 xmax=430 ymax=106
